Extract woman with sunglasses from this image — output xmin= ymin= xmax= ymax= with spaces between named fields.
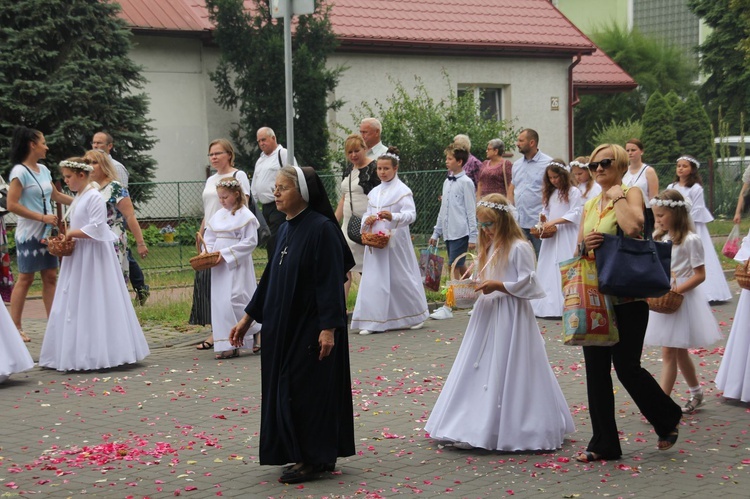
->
xmin=574 ymin=144 xmax=682 ymax=464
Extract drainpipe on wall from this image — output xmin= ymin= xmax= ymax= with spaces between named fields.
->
xmin=568 ymin=53 xmax=582 ymax=159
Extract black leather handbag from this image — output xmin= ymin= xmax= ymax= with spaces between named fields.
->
xmin=594 ymin=211 xmax=671 ymax=298
xmin=346 ymin=172 xmax=363 ymax=245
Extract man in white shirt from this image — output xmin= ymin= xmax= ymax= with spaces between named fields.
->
xmin=506 ymin=128 xmax=552 ymax=256
xmin=360 ymin=118 xmax=387 ymax=158
xmin=91 ymin=131 xmax=149 ymax=304
xmin=251 ymin=127 xmax=296 ymax=259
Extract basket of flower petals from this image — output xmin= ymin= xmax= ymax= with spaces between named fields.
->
xmin=189 ymin=232 xmax=221 ymax=271
xmin=530 ymin=222 xmax=557 ymax=239
xmin=647 ymin=290 xmax=684 ymax=314
xmin=736 ymin=260 xmax=750 ymax=290
xmin=361 ymin=229 xmax=390 ymax=249
xmin=47 ymin=234 xmax=75 ymax=257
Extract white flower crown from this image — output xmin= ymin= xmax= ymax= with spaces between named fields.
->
xmin=677 ymin=156 xmax=700 ymax=169
xmin=381 ymin=152 xmax=400 ymax=162
xmin=548 ymin=161 xmax=569 ymax=171
xmin=477 ymin=200 xmax=514 ymax=213
xmin=651 ymin=198 xmax=690 ymax=209
xmin=59 ymin=160 xmax=93 ymax=172
xmin=569 ymin=160 xmax=588 ymax=169
xmin=216 ymin=178 xmax=241 ymax=189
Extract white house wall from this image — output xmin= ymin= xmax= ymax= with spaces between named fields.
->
xmin=127 ymin=38 xmax=572 ymax=219
xmin=327 ymin=52 xmax=572 ymax=162
xmin=129 ymin=35 xmax=238 ymax=218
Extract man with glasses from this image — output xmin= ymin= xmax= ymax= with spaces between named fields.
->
xmin=250 ymin=127 xmax=297 ymax=260
xmin=91 ymin=131 xmax=150 ymax=305
xmin=506 ymin=128 xmax=552 ymax=256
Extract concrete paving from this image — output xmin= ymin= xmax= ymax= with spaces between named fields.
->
xmin=1 ymin=283 xmax=749 ymax=498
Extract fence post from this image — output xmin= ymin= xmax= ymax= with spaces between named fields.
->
xmin=708 ymin=158 xmax=714 ymax=213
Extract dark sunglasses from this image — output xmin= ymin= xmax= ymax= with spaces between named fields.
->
xmin=588 ymin=158 xmax=615 ymax=169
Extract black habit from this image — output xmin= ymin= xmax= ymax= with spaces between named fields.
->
xmin=246 ymin=207 xmax=355 ymax=465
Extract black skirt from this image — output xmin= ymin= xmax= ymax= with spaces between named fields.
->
xmin=189 ymin=269 xmax=211 ymax=326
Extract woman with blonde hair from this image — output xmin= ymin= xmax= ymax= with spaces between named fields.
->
xmin=575 ymin=143 xmax=682 ymax=463
xmin=335 ymin=133 xmax=379 ymax=299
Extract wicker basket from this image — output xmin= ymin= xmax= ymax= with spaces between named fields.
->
xmin=647 ymin=290 xmax=684 ymax=314
xmin=447 ymin=252 xmax=479 ymax=309
xmin=189 ymin=232 xmax=221 ymax=271
xmin=530 ymin=223 xmax=557 ymax=239
xmin=47 ymin=217 xmax=75 ymax=257
xmin=736 ymin=260 xmax=750 ymax=290
xmin=362 ymin=229 xmax=390 ymax=249
xmin=47 ymin=234 xmax=75 ymax=257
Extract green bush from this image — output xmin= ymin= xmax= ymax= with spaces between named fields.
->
xmin=141 ymin=225 xmax=161 ymax=247
xmin=590 ymin=119 xmax=643 ymax=151
xmin=346 ymin=74 xmax=519 ymax=173
xmin=176 ymin=219 xmax=201 ymax=246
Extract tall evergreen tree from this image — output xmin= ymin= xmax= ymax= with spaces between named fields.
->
xmin=207 ymin=0 xmax=342 ymax=170
xmin=674 ymin=93 xmax=714 ymax=161
xmin=641 ymin=92 xmax=680 ymax=165
xmin=665 ymin=90 xmax=683 ymax=111
xmin=689 ymin=0 xmax=750 ymax=132
xmin=0 ymin=0 xmax=156 ymax=194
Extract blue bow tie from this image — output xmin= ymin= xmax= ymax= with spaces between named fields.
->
xmin=447 ymin=174 xmax=457 ymax=181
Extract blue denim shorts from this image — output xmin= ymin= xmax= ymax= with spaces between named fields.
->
xmin=446 ymin=236 xmax=469 ymax=268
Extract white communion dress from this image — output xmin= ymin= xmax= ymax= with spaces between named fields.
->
xmin=204 ymin=206 xmax=261 ymax=353
xmin=0 ymin=304 xmax=34 ymax=383
xmin=644 ymin=232 xmax=722 ymax=349
xmin=351 ymin=175 xmax=429 ymax=332
xmin=715 ymin=229 xmax=750 ymax=402
xmin=39 ymin=187 xmax=150 ymax=371
xmin=667 ymin=182 xmax=732 ymax=302
xmin=531 ymin=187 xmax=582 ymax=317
xmin=425 ymin=240 xmax=575 ymax=451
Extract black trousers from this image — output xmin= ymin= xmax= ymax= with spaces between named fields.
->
xmin=262 ymin=202 xmax=287 ymax=262
xmin=582 ymin=300 xmax=682 ymax=459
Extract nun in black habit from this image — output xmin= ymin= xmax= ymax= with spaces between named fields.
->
xmin=230 ymin=165 xmax=356 ymax=484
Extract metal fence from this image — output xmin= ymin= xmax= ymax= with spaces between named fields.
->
xmin=5 ymin=161 xmax=747 ymax=272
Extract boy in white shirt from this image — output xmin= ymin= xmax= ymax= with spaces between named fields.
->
xmin=429 ymin=146 xmax=478 ymax=320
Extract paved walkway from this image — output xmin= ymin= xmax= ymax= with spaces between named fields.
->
xmin=2 ymin=284 xmax=749 ymax=498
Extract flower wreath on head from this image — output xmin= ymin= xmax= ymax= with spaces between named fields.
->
xmin=380 ymin=152 xmax=400 ymax=162
xmin=216 ymin=178 xmax=242 ymax=189
xmin=59 ymin=160 xmax=93 ymax=172
xmin=569 ymin=160 xmax=588 ymax=169
xmin=477 ymin=200 xmax=514 ymax=213
xmin=548 ymin=161 xmax=570 ymax=171
xmin=677 ymin=156 xmax=700 ymax=169
xmin=651 ymin=198 xmax=691 ymax=209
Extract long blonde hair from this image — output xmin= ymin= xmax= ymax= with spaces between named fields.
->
xmin=476 ymin=193 xmax=527 ymax=276
xmin=84 ymin=149 xmax=119 ymax=182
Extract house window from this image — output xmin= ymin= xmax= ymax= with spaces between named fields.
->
xmin=458 ymin=86 xmax=503 ymax=121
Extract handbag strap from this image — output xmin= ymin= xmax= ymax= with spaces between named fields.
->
xmin=21 ymin=164 xmax=48 ymax=215
xmin=502 ymin=160 xmax=509 ymax=194
xmin=348 ymin=169 xmax=355 ymax=214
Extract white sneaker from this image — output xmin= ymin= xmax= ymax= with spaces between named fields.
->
xmin=359 ymin=330 xmax=372 ymax=335
xmin=409 ymin=322 xmax=424 ymax=330
xmin=430 ymin=306 xmax=453 ymax=320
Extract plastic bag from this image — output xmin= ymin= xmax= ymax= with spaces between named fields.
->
xmin=559 ymin=256 xmax=619 ymax=346
xmin=422 ymin=246 xmax=444 ymax=292
xmin=722 ymin=224 xmax=742 ymax=258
